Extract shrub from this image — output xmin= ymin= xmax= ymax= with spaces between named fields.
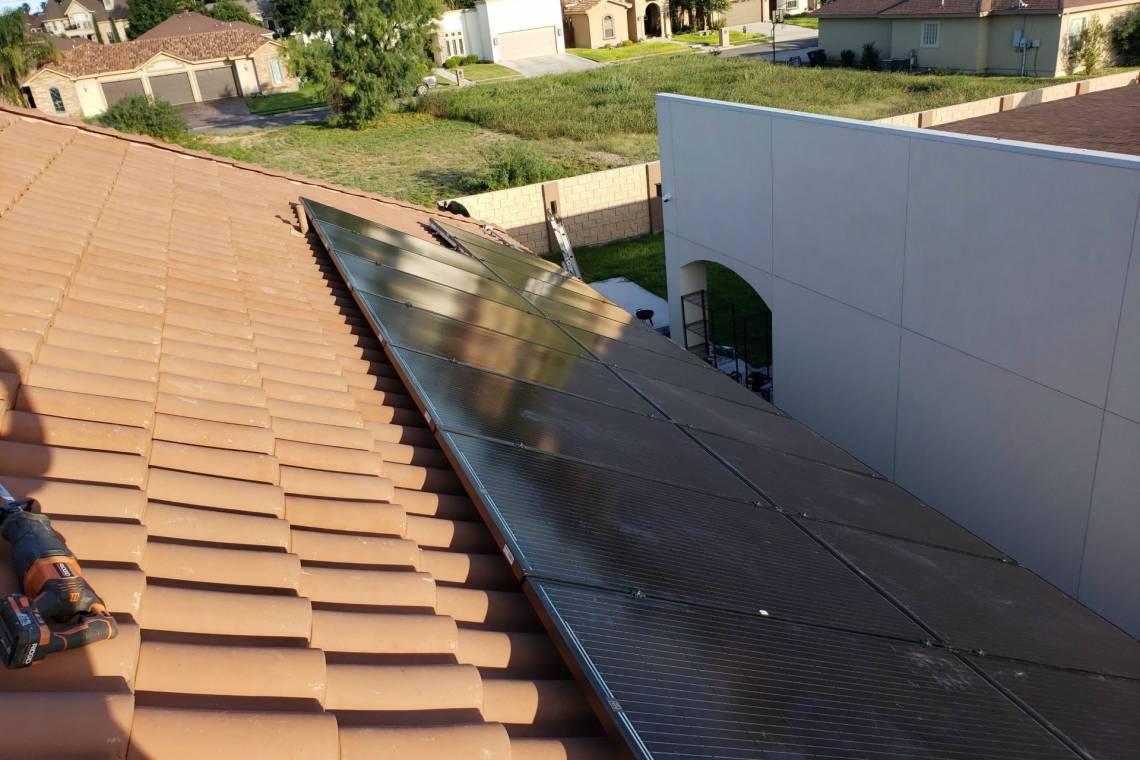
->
xmin=619 ymin=39 xmax=634 ymax=47
xmin=460 ymin=142 xmax=558 ymax=192
xmin=860 ymin=42 xmax=881 ymax=71
xmin=1078 ymin=17 xmax=1109 ymax=74
xmin=443 ymin=55 xmax=463 ymax=69
xmin=463 ymin=53 xmax=479 ymax=65
xmin=97 ymin=96 xmax=188 ymax=142
xmin=839 ymin=49 xmax=855 ymax=67
xmin=1112 ymin=6 xmax=1140 ymax=64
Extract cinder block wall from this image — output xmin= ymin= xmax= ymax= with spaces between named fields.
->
xmin=453 ymin=162 xmax=662 ymax=255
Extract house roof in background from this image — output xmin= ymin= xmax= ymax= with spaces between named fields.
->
xmin=935 ymin=84 xmax=1140 ymax=155
xmin=136 ymin=12 xmax=268 ymax=40
xmin=25 ymin=27 xmax=272 ymax=79
xmin=561 ymin=0 xmax=631 ymax=13
xmin=816 ymin=0 xmax=1129 ymax=17
xmin=37 ymin=0 xmax=129 ymax=22
xmin=0 ymin=103 xmax=621 ymax=759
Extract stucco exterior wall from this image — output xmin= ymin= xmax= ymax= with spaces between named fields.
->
xmin=26 ymin=70 xmax=82 ymax=118
xmin=481 ymin=0 xmax=565 ymax=62
xmin=252 ymin=43 xmax=298 ymax=93
xmin=658 ymin=92 xmax=1140 ymax=637
xmin=985 ymin=15 xmax=1063 ymax=75
xmin=1057 ymin=5 xmax=1136 ymax=73
xmin=890 ymin=18 xmax=987 ymax=70
xmin=818 ymin=19 xmax=893 ymax=56
xmin=567 ymin=2 xmax=631 ymax=48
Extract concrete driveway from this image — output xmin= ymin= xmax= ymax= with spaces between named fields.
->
xmin=180 ymin=98 xmax=330 ymax=134
xmin=506 ymin=54 xmax=602 ymax=77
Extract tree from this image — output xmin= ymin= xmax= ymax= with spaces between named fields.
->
xmin=1112 ymin=6 xmax=1140 ymax=64
xmin=0 ymin=9 xmax=55 ymax=104
xmin=269 ymin=0 xmax=308 ymax=36
xmin=127 ymin=0 xmax=186 ymax=38
xmin=205 ymin=0 xmax=258 ymax=25
xmin=303 ymin=0 xmax=442 ymax=128
xmin=1077 ymin=17 xmax=1109 ymax=74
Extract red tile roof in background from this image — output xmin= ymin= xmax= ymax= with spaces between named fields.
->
xmin=0 ymin=104 xmax=623 ymax=760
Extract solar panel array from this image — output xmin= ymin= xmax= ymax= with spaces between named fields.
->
xmin=304 ymin=198 xmax=1140 ymax=760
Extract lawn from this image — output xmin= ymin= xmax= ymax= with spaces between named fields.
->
xmin=192 ymin=112 xmax=619 ymax=207
xmin=562 ymin=233 xmax=772 ymax=364
xmin=245 ymin=84 xmax=325 ymax=116
xmin=783 ymin=16 xmax=819 ymax=29
xmin=673 ymin=30 xmax=769 ymax=46
xmin=421 ymin=54 xmax=1065 ymax=148
xmin=454 ymin=63 xmax=521 ymax=82
xmin=568 ymin=41 xmax=687 ymax=62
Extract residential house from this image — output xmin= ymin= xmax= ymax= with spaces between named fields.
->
xmin=434 ymin=0 xmax=566 ymax=64
xmin=21 ymin=26 xmax=297 ymax=119
xmin=816 ymin=0 xmax=1140 ymax=76
xmin=136 ymin=11 xmax=272 ymax=41
xmin=562 ymin=0 xmax=672 ymax=47
xmin=30 ymin=0 xmax=129 ymax=44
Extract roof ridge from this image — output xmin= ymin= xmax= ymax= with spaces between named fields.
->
xmin=0 ymin=104 xmax=509 ymax=243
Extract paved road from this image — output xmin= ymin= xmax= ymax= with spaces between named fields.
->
xmin=718 ymin=23 xmax=820 ymax=63
xmin=507 ymin=54 xmax=602 ymax=77
xmin=181 ymin=98 xmax=331 ymax=134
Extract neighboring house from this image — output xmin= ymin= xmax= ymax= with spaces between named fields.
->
xmin=137 ymin=12 xmax=272 ymax=41
xmin=434 ymin=0 xmax=566 ymax=64
xmin=562 ymin=0 xmax=672 ymax=48
xmin=816 ymin=0 xmax=1140 ymax=76
xmin=21 ymin=27 xmax=297 ymax=119
xmin=31 ymin=0 xmax=129 ymax=44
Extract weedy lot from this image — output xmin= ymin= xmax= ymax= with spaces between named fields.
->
xmin=196 ymin=54 xmax=1067 ymax=205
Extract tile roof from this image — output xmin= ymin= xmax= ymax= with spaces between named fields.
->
xmin=561 ymin=0 xmax=631 ymax=13
xmin=136 ymin=12 xmax=268 ymax=41
xmin=816 ymin=0 xmax=1130 ymax=16
xmin=935 ymin=84 xmax=1140 ymax=156
xmin=29 ymin=28 xmax=270 ymax=79
xmin=0 ymin=104 xmax=622 ymax=760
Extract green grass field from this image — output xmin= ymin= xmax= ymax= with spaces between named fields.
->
xmin=245 ymin=84 xmax=325 ymax=116
xmin=192 ymin=112 xmax=618 ymax=206
xmin=454 ymin=63 xmax=521 ymax=82
xmin=674 ymin=30 xmax=768 ymax=46
xmin=568 ymin=41 xmax=686 ymax=62
xmin=784 ymin=16 xmax=819 ymax=29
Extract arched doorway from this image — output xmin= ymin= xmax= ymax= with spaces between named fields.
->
xmin=677 ymin=260 xmax=773 ymax=401
xmin=644 ymin=2 xmax=662 ymax=38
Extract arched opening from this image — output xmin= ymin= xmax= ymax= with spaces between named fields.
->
xmin=602 ymin=15 xmax=615 ymax=42
xmin=644 ymin=3 xmax=662 ymax=38
xmin=678 ymin=260 xmax=773 ymax=401
xmin=49 ymin=87 xmax=65 ymax=114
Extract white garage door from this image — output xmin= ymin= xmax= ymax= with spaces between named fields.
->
xmin=499 ymin=26 xmax=557 ymax=60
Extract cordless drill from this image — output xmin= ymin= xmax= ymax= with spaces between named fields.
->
xmin=0 ymin=484 xmax=118 ymax=669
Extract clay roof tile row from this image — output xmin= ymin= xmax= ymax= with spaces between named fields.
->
xmin=0 ymin=103 xmax=622 ymax=760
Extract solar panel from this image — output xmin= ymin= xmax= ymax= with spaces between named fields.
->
xmin=970 ymin=658 xmax=1140 ymax=760
xmin=563 ymin=322 xmax=721 ymax=368
xmin=528 ymin=581 xmax=1077 ymax=760
xmin=520 ymin=284 xmax=635 ymax=324
xmin=315 ymin=216 xmax=497 ymax=280
xmin=304 ymin=197 xmax=458 ymax=260
xmin=447 ymin=432 xmax=922 ymax=638
xmin=693 ymin=429 xmax=1001 ymax=556
xmin=391 ymin=348 xmax=756 ymax=501
xmin=810 ymin=523 xmax=1140 ymax=679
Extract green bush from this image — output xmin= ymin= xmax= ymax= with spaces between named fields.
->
xmin=1113 ymin=6 xmax=1140 ymax=63
xmin=463 ymin=53 xmax=479 ymax=65
xmin=97 ymin=96 xmax=188 ymax=142
xmin=839 ymin=49 xmax=855 ymax=67
xmin=619 ymin=39 xmax=634 ymax=47
xmin=460 ymin=142 xmax=558 ymax=192
xmin=860 ymin=42 xmax=881 ymax=71
xmin=443 ymin=55 xmax=464 ymax=69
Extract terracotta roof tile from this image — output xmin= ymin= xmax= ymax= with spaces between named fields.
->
xmin=0 ymin=103 xmax=616 ymax=758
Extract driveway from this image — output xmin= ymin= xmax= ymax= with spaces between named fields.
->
xmin=180 ymin=98 xmax=330 ymax=134
xmin=506 ymin=54 xmax=602 ymax=77
xmin=718 ymin=23 xmax=819 ymax=63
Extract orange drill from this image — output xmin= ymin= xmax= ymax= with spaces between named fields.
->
xmin=0 ymin=484 xmax=117 ymax=669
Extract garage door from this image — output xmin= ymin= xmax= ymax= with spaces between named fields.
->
xmin=499 ymin=26 xmax=557 ymax=60
xmin=149 ymin=72 xmax=195 ymax=105
xmin=195 ymin=65 xmax=239 ymax=101
xmin=101 ymin=78 xmax=145 ymax=107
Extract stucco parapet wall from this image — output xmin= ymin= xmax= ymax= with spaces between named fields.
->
xmin=874 ymin=69 xmax=1140 ymax=128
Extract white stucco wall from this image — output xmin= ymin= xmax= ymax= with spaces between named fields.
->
xmin=658 ymin=93 xmax=1140 ymax=636
xmin=480 ymin=0 xmax=565 ymax=62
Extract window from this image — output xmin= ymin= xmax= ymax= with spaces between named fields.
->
xmin=921 ymin=21 xmax=939 ymax=48
xmin=49 ymin=87 xmax=65 ymax=114
xmin=603 ymin=15 xmax=615 ymax=40
xmin=786 ymin=0 xmax=799 ymax=9
xmin=269 ymin=58 xmax=284 ymax=86
xmin=1068 ymin=17 xmax=1086 ymax=40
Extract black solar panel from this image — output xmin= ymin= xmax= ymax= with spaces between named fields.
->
xmin=693 ymin=430 xmax=1002 ymax=556
xmin=305 ymin=197 xmax=456 ymax=260
xmin=517 ymin=279 xmax=634 ymax=322
xmin=315 ymin=216 xmax=497 ymax=280
xmin=448 ymin=432 xmax=923 ymax=638
xmin=529 ymin=581 xmax=1076 ymax=760
xmin=970 ymin=658 xmax=1140 ymax=760
xmin=811 ymin=523 xmax=1140 ymax=679
xmin=392 ymin=348 xmax=756 ymax=501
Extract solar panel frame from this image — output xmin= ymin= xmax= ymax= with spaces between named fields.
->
xmin=526 ymin=580 xmax=1078 ymax=760
xmin=304 ymin=197 xmax=463 ymax=260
